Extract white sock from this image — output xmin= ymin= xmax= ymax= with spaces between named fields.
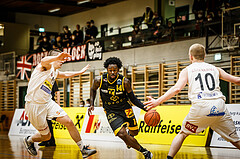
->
xmin=77 ymin=140 xmax=83 ymax=150
xmin=27 ymin=136 xmax=34 ymax=143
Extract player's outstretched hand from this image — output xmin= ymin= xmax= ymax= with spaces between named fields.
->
xmin=88 ymin=106 xmax=94 ymax=116
xmin=57 ymin=52 xmax=71 ymax=61
xmin=80 ymin=64 xmax=91 ymax=74
xmin=144 ymin=96 xmax=159 ymax=111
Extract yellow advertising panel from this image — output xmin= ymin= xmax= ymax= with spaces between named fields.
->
xmin=53 ymin=107 xmax=88 ymax=139
xmin=135 ymin=105 xmax=210 ymax=146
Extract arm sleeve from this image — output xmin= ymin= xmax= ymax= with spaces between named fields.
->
xmin=127 ymin=91 xmax=146 ymax=111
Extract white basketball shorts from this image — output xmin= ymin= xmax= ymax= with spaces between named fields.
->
xmin=25 ymin=100 xmax=67 ymax=135
xmin=181 ymin=98 xmax=239 ymax=142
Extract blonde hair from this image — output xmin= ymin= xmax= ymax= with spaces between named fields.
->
xmin=189 ymin=44 xmax=206 ymax=60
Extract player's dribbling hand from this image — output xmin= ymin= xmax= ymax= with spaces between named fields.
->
xmin=88 ymin=105 xmax=94 ymax=116
xmin=57 ymin=52 xmax=71 ymax=61
xmin=144 ymin=96 xmax=158 ymax=111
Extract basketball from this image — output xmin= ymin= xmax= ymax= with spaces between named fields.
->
xmin=144 ymin=110 xmax=160 ymax=127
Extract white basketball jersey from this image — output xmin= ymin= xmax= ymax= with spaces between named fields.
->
xmin=187 ymin=62 xmax=225 ymax=102
xmin=25 ymin=65 xmax=59 ymax=103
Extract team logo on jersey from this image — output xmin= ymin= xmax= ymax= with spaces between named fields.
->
xmin=117 ymin=79 xmax=122 ymax=85
xmin=110 ymin=96 xmax=119 ymax=101
xmin=40 ymin=80 xmax=53 ymax=94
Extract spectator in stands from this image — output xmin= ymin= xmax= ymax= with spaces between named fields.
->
xmin=80 ymin=100 xmax=85 ymax=107
xmin=52 ymin=35 xmax=63 ymax=50
xmin=89 ymin=20 xmax=98 ymax=39
xmin=131 ymin=25 xmax=143 ymax=45
xmin=85 ymin=21 xmax=91 ymax=43
xmin=62 ymin=26 xmax=72 ymax=48
xmin=152 ymin=21 xmax=164 ymax=42
xmin=192 ymin=0 xmax=206 ymax=23
xmin=141 ymin=6 xmax=154 ymax=28
xmin=85 ymin=99 xmax=90 ymax=107
xmin=73 ymin=24 xmax=84 ymax=45
xmin=69 ymin=34 xmax=78 ymax=47
xmin=37 ymin=32 xmax=49 ymax=45
xmin=152 ymin=12 xmax=163 ymax=29
xmin=162 ymin=21 xmax=174 ymax=42
xmin=37 ymin=37 xmax=52 ymax=52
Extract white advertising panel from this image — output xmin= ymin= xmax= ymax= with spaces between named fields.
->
xmin=8 ymin=109 xmax=37 ymax=136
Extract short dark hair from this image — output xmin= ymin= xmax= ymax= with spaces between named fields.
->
xmin=104 ymin=57 xmax=122 ymax=69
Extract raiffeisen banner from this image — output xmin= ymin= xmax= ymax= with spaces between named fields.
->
xmin=135 ymin=105 xmax=210 ymax=146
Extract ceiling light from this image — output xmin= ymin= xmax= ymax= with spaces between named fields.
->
xmin=48 ymin=8 xmax=60 ymax=13
xmin=77 ymin=0 xmax=91 ymax=5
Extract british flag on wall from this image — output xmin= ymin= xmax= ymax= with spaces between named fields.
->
xmin=16 ymin=55 xmax=33 ymax=80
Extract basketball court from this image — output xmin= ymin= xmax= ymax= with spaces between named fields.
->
xmin=0 ymin=130 xmax=239 ymax=159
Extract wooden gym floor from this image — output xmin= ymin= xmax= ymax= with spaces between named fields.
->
xmin=0 ymin=131 xmax=240 ymax=159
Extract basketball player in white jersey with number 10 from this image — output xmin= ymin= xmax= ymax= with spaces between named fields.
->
xmin=23 ymin=51 xmax=96 ymax=158
xmin=144 ymin=44 xmax=240 ymax=159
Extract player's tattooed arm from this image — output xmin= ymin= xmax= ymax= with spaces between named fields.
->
xmin=88 ymin=76 xmax=101 ymax=115
xmin=124 ymin=78 xmax=146 ymax=111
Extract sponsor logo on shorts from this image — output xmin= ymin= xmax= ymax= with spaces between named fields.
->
xmin=125 ymin=108 xmax=134 ymax=118
xmin=207 ymin=106 xmax=225 ymax=116
xmin=185 ymin=121 xmax=198 ymax=133
xmin=56 ymin=109 xmax=64 ymax=115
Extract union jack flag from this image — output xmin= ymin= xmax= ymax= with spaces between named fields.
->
xmin=16 ymin=55 xmax=33 ymax=80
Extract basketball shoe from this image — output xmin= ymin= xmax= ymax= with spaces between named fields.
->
xmin=23 ymin=136 xmax=37 ymax=156
xmin=81 ymin=145 xmax=97 ymax=158
xmin=143 ymin=150 xmax=153 ymax=159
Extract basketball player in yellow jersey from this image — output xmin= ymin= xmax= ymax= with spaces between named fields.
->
xmin=23 ymin=51 xmax=96 ymax=158
xmin=88 ymin=57 xmax=153 ymax=159
xmin=144 ymin=44 xmax=240 ymax=159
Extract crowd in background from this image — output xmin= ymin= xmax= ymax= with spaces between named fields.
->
xmin=36 ymin=0 xmax=240 ymax=52
xmin=36 ymin=20 xmax=98 ymax=52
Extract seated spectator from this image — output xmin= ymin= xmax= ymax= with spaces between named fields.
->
xmin=131 ymin=25 xmax=143 ymax=45
xmin=62 ymin=26 xmax=72 ymax=47
xmin=52 ymin=35 xmax=63 ymax=50
xmin=152 ymin=12 xmax=163 ymax=29
xmin=141 ymin=6 xmax=154 ymax=28
xmin=79 ymin=100 xmax=85 ymax=107
xmin=85 ymin=99 xmax=90 ymax=107
xmin=85 ymin=21 xmax=91 ymax=43
xmin=90 ymin=20 xmax=98 ymax=39
xmin=152 ymin=21 xmax=164 ymax=42
xmin=73 ymin=24 xmax=84 ymax=45
xmin=162 ymin=21 xmax=174 ymax=42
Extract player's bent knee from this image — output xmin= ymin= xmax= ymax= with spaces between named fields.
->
xmin=42 ymin=133 xmax=51 ymax=141
xmin=117 ymin=129 xmax=127 ymax=139
xmin=129 ymin=130 xmax=138 ymax=136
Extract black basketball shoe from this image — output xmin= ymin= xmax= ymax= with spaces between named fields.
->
xmin=23 ymin=136 xmax=37 ymax=156
xmin=143 ymin=150 xmax=153 ymax=159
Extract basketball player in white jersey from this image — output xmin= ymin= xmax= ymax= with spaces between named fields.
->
xmin=144 ymin=44 xmax=240 ymax=159
xmin=23 ymin=51 xmax=96 ymax=158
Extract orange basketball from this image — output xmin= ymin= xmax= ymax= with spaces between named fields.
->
xmin=144 ymin=110 xmax=160 ymax=127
